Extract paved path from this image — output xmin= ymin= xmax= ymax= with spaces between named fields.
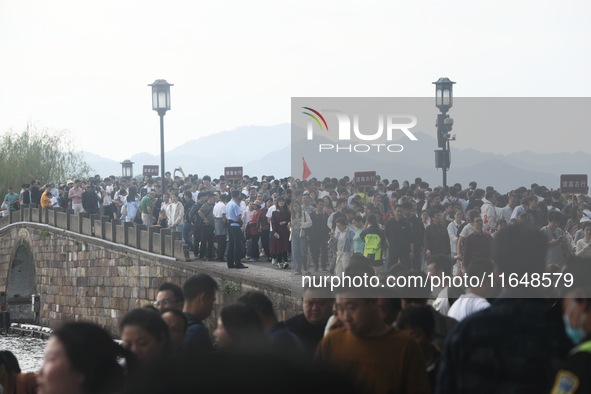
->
xmin=173 ymin=255 xmax=330 ymax=297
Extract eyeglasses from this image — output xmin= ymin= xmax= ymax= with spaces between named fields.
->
xmin=153 ymin=299 xmax=175 ymax=308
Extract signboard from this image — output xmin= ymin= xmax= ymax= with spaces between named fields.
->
xmin=224 ymin=167 xmax=243 ymax=180
xmin=560 ymin=174 xmax=589 ymax=194
xmin=143 ymin=165 xmax=159 ymax=177
xmin=354 ymin=171 xmax=377 ymax=187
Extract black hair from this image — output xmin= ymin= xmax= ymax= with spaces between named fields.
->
xmin=344 ymin=254 xmax=376 ymax=278
xmin=157 ymin=282 xmax=185 ymax=305
xmin=183 ymin=274 xmax=218 ymax=301
xmin=119 ymin=308 xmax=172 ymax=360
xmin=218 ymin=304 xmax=269 ymax=352
xmin=491 ymin=224 xmax=547 ymax=276
xmin=428 ymin=254 xmax=453 ymax=276
xmin=466 ymin=258 xmax=494 ymax=281
xmin=127 ymin=186 xmax=138 ymax=202
xmin=474 ymin=189 xmax=485 ymax=199
xmin=468 ymin=210 xmax=481 ymax=222
xmin=397 ymin=271 xmax=431 ymax=302
xmin=397 ymin=305 xmax=435 ymax=341
xmin=547 ymin=210 xmax=562 ymax=223
xmin=352 ymin=215 xmax=364 ymax=224
xmin=52 ymin=322 xmax=132 ymax=394
xmin=335 ymin=217 xmax=348 ymax=227
xmin=366 ymin=214 xmax=379 ymax=227
xmin=0 ymin=351 xmax=20 ymax=373
xmin=237 ymin=291 xmax=277 ymax=320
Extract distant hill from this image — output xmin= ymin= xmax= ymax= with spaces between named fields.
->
xmin=81 ymin=124 xmax=589 ymax=194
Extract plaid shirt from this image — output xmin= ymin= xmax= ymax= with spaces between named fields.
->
xmin=436 ymin=296 xmax=570 ymax=394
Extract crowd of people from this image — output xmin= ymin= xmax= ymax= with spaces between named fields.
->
xmin=2 ymin=172 xmax=591 ymax=393
xmin=3 ymin=174 xmax=591 ymax=273
xmin=3 ymin=246 xmax=590 ymax=394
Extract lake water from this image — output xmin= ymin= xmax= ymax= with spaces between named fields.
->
xmin=0 ymin=334 xmax=46 ymax=373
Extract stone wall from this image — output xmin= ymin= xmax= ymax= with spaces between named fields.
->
xmin=0 ymin=222 xmax=302 ymax=336
xmin=0 ymin=205 xmax=190 ymax=262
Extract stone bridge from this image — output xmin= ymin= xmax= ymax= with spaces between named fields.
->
xmin=0 ymin=206 xmax=302 ymax=335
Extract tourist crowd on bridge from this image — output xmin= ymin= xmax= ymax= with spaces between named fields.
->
xmin=3 ymin=172 xmax=591 ymax=272
xmin=2 ymin=171 xmax=591 ymax=393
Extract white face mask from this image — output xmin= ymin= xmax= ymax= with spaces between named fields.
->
xmin=563 ymin=300 xmax=587 ymax=345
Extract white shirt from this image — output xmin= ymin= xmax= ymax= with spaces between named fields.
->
xmin=433 ymin=287 xmax=451 ymax=316
xmin=266 ymin=204 xmax=277 ymax=231
xmin=213 ymin=201 xmax=226 ymax=218
xmin=499 ymin=205 xmax=513 ymax=224
xmin=447 ymin=220 xmax=464 ymax=256
xmin=459 ymin=223 xmax=475 ymax=238
xmin=50 ymin=196 xmax=59 ymax=208
xmin=480 ymin=198 xmax=498 ymax=233
xmin=510 ymin=205 xmax=527 ymax=221
xmin=576 ymin=238 xmax=591 ymax=258
xmin=447 ymin=294 xmax=490 ymax=322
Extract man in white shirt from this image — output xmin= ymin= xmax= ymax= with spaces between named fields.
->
xmin=447 ymin=259 xmax=495 ymax=322
xmin=480 ymin=191 xmax=498 ymax=234
xmin=510 ymin=196 xmax=531 ymax=223
xmin=498 ymin=193 xmax=517 ymax=225
xmin=191 ymin=184 xmax=199 ymax=202
xmin=447 ymin=210 xmax=464 ymax=258
xmin=213 ymin=194 xmax=228 ymax=262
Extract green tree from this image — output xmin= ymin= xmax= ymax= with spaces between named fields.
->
xmin=0 ymin=124 xmax=92 ymax=192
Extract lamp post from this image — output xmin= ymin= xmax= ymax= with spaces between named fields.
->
xmin=433 ymin=77 xmax=455 ymax=188
xmin=121 ymin=160 xmax=134 ymax=179
xmin=148 ymin=79 xmax=173 ymax=193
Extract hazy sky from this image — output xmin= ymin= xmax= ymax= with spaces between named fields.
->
xmin=1 ymin=1 xmax=589 ymax=161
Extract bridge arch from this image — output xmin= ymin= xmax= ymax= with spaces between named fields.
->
xmin=6 ymin=234 xmax=36 ymax=322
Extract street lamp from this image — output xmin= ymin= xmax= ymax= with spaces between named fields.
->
xmin=148 ymin=79 xmax=173 ymax=193
xmin=434 ymin=77 xmax=455 ymax=114
xmin=433 ymin=77 xmax=456 ymax=188
xmin=121 ymin=160 xmax=134 ymax=179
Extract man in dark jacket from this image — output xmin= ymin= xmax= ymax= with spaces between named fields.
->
xmin=182 ymin=274 xmax=217 ymax=354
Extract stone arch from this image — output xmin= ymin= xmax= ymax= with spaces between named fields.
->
xmin=7 ymin=236 xmax=36 ymax=322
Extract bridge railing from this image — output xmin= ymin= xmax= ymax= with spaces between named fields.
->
xmin=0 ymin=206 xmax=190 ymax=261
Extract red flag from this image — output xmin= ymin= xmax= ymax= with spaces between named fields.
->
xmin=302 ymin=157 xmax=312 ymax=180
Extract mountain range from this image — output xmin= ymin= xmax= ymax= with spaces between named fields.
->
xmin=81 ymin=123 xmax=589 ymax=194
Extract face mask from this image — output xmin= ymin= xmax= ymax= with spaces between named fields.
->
xmin=563 ymin=301 xmax=587 ymax=345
